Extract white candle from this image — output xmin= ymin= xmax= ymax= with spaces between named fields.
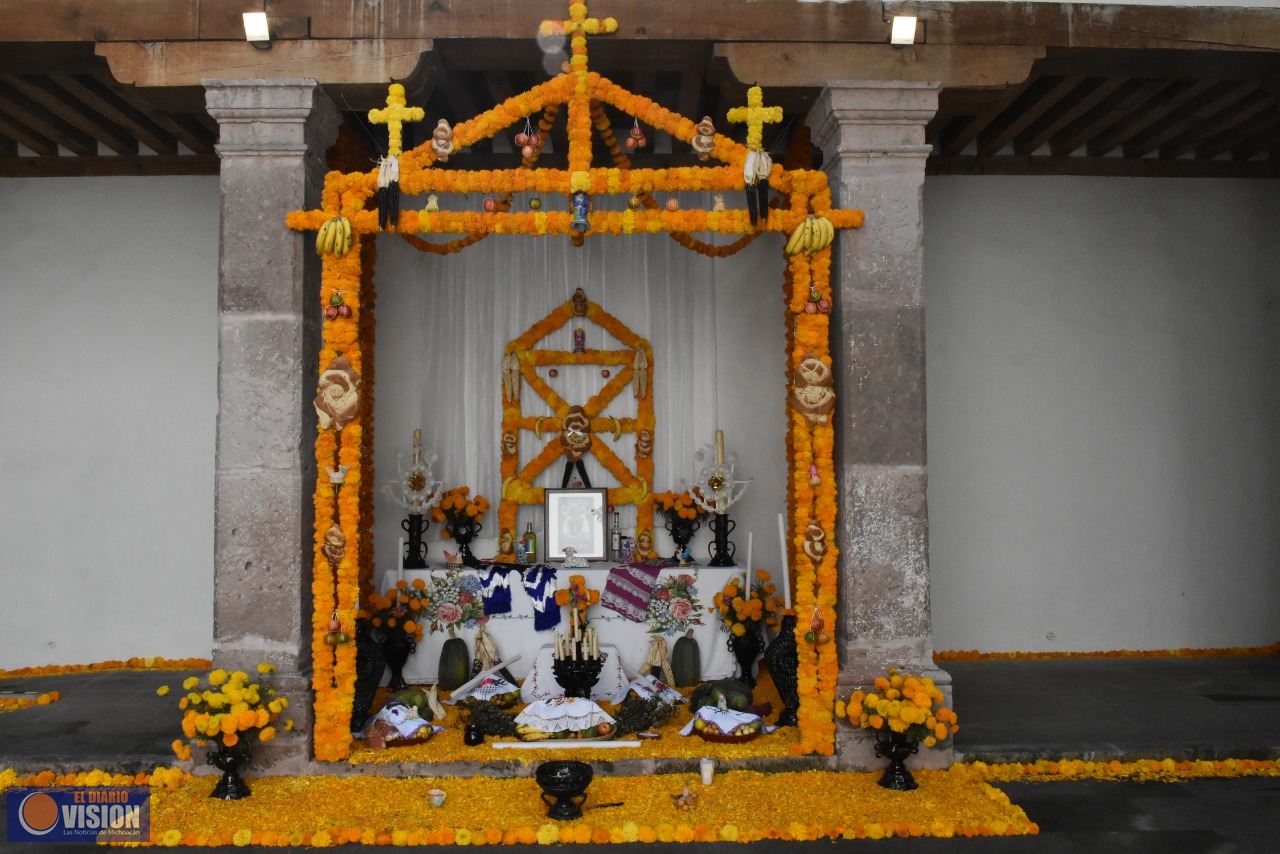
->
xmin=397 ymin=536 xmax=407 ymax=581
xmin=746 ymin=531 xmax=753 ymax=574
xmin=412 ymin=428 xmax=422 ymax=465
xmin=777 ymin=513 xmax=791 ymax=609
xmin=700 ymin=757 xmax=715 ymax=785
xmin=716 ymin=430 xmax=725 ymax=466
xmin=592 ymin=629 xmax=599 ymax=659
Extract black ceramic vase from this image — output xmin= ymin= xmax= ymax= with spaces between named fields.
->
xmin=351 ymin=618 xmax=387 ymax=733
xmin=552 ymin=657 xmax=603 ymax=699
xmin=664 ymin=514 xmax=701 ymax=563
xmin=450 ymin=518 xmax=484 ymax=569
xmin=380 ymin=630 xmax=415 ymax=692
xmin=536 ymin=761 xmax=593 ymax=821
xmin=874 ymin=730 xmax=920 ymax=791
xmin=728 ymin=628 xmax=762 ymax=688
xmin=401 ymin=514 xmax=429 ymax=569
xmin=707 ymin=514 xmax=736 ymax=567
xmin=762 ymin=613 xmax=800 ymax=726
xmin=207 ymin=737 xmax=252 ymax=800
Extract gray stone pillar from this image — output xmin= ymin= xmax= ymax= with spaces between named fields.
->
xmin=205 ymin=80 xmax=338 ymax=767
xmin=808 ymin=82 xmax=951 ymax=766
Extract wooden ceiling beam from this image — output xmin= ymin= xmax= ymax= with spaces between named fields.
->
xmin=1232 ymin=126 xmax=1280 ymax=162
xmin=1159 ymin=92 xmax=1275 ymax=160
xmin=0 ymin=153 xmax=218 ymax=177
xmin=941 ymin=76 xmax=1039 ymax=156
xmin=929 ymin=153 xmax=1280 ymax=179
xmin=3 ymin=74 xmax=138 ymax=155
xmin=976 ymin=75 xmax=1080 ymax=157
xmin=1197 ymin=113 xmax=1280 ymax=161
xmin=102 ymin=79 xmax=214 ymax=154
xmin=0 ymin=111 xmax=58 ymax=155
xmin=1087 ymin=79 xmax=1216 ymax=155
xmin=48 ymin=73 xmax=178 ymax=154
xmin=1049 ymin=79 xmax=1169 ymax=157
xmin=0 ymin=88 xmax=97 ymax=155
xmin=1014 ymin=77 xmax=1124 ymax=155
xmin=1124 ymin=82 xmax=1257 ymax=158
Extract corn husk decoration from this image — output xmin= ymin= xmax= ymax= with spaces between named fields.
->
xmin=727 ymin=86 xmax=783 ymax=228
xmin=368 ymin=83 xmax=424 ymax=232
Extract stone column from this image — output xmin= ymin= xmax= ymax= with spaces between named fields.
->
xmin=205 ymin=80 xmax=338 ymax=768
xmin=808 ymin=82 xmax=951 ymax=767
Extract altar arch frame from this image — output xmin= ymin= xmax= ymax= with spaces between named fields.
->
xmin=288 ymin=0 xmax=862 ymax=761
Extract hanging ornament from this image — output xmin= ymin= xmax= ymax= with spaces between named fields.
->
xmin=625 ymin=117 xmax=647 ymax=151
xmin=529 ymin=196 xmax=543 ymax=210
xmin=665 ymin=198 xmax=679 ymax=212
xmin=483 ymin=196 xmax=497 ymax=213
xmin=692 ymin=115 xmax=716 ymax=160
xmin=514 ymin=117 xmax=532 ymax=147
xmin=628 ymin=194 xmax=643 ymax=211
xmin=570 ymin=190 xmax=591 ymax=233
xmin=431 ymin=119 xmax=455 ymax=162
xmin=424 ymin=193 xmax=439 ymax=212
xmin=325 ymin=291 xmax=352 ymax=320
xmin=808 ymin=463 xmax=821 ymax=487
xmin=548 ymin=368 xmax=559 ymax=378
xmin=712 ymin=193 xmax=726 ymax=212
xmin=601 ymin=369 xmax=611 ymax=379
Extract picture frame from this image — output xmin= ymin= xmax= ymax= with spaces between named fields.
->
xmin=543 ymin=488 xmax=609 ymax=562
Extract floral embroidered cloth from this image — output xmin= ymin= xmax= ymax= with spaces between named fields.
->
xmin=601 ymin=562 xmax=663 ymax=622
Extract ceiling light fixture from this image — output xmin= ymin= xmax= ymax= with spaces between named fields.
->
xmin=243 ymin=11 xmax=271 ymax=49
xmin=890 ymin=15 xmax=918 ymax=46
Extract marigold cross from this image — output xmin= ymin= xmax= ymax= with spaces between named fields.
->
xmin=727 ymin=85 xmax=783 ymax=152
xmin=368 ymin=83 xmax=424 ymax=158
xmin=540 ymin=0 xmax=619 ymax=72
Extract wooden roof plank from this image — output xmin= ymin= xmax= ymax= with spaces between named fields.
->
xmin=0 ymin=88 xmax=97 ymax=155
xmin=3 ymin=74 xmax=138 ymax=155
xmin=929 ymin=152 xmax=1280 ymax=179
xmin=1159 ymin=92 xmax=1275 ymax=159
xmin=1014 ymin=77 xmax=1124 ymax=155
xmin=1087 ymin=79 xmax=1216 ymax=155
xmin=1197 ymin=112 xmax=1280 ymax=161
xmin=50 ymin=73 xmax=179 ymax=155
xmin=0 ymin=111 xmax=58 ymax=155
xmin=941 ymin=76 xmax=1039 ymax=156
xmin=0 ymin=153 xmax=218 ymax=177
xmin=1231 ymin=124 xmax=1280 ymax=161
xmin=103 ymin=79 xmax=214 ymax=154
xmin=1050 ymin=79 xmax=1169 ymax=157
xmin=1124 ymin=81 xmax=1258 ymax=158
xmin=977 ymin=75 xmax=1081 ymax=157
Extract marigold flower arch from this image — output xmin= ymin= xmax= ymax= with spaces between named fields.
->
xmin=287 ymin=0 xmax=860 ymax=761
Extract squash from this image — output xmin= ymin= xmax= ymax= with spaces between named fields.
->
xmin=438 ymin=635 xmax=471 ymax=692
xmin=689 ymin=678 xmax=752 ymax=713
xmin=671 ymin=629 xmax=701 ymax=687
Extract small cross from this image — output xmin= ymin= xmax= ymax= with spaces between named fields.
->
xmin=368 ymin=83 xmax=424 ymax=158
xmin=727 ymin=85 xmax=783 ymax=152
xmin=540 ymin=0 xmax=619 ymax=70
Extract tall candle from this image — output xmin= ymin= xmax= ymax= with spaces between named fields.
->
xmin=716 ymin=430 xmax=725 ymax=466
xmin=777 ymin=513 xmax=791 ymax=609
xmin=412 ymin=428 xmax=422 ymax=464
xmin=746 ymin=531 xmax=753 ymax=574
xmin=397 ymin=537 xmax=407 ymax=581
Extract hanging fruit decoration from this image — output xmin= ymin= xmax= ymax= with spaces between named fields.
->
xmin=514 ymin=116 xmax=542 ymax=160
xmin=483 ymin=196 xmax=497 ymax=213
xmin=803 ymin=287 xmax=831 ymax=315
xmin=325 ymin=291 xmax=353 ymax=320
xmin=324 ymin=610 xmax=350 ymax=645
xmin=803 ymin=607 xmax=828 ymax=645
xmin=625 ymin=117 xmax=647 ymax=151
xmin=529 ymin=196 xmax=544 ymax=210
xmin=628 ymin=194 xmax=643 ymax=211
xmin=665 ymin=198 xmax=680 ymax=212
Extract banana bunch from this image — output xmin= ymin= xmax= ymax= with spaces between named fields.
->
xmin=315 ymin=216 xmax=353 ymax=258
xmin=516 ymin=724 xmax=553 ymax=741
xmin=784 ymin=214 xmax=835 ymax=256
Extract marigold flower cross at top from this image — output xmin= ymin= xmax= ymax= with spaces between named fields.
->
xmin=367 ymin=84 xmax=424 ymax=158
xmin=727 ymin=86 xmax=783 ymax=152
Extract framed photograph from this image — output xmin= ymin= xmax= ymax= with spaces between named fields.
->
xmin=543 ymin=488 xmax=608 ymax=562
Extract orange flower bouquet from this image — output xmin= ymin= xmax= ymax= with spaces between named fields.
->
xmin=836 ymin=668 xmax=959 ymax=791
xmin=159 ymin=663 xmax=291 ymax=799
xmin=710 ymin=570 xmax=783 ymax=687
xmin=431 ymin=486 xmax=490 ymax=568
xmin=356 ymin=580 xmax=429 ymax=691
xmin=654 ymin=490 xmax=706 ymax=563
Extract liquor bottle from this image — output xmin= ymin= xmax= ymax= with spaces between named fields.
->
xmin=524 ymin=522 xmax=537 ymax=564
xmin=610 ymin=512 xmax=622 ymax=562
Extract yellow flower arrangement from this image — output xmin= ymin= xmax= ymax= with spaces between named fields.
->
xmin=653 ymin=490 xmax=705 ymax=522
xmin=711 ymin=570 xmax=783 ymax=638
xmin=431 ymin=486 xmax=491 ymax=537
xmin=358 ymin=580 xmax=430 ymax=642
xmin=840 ymin=669 xmax=959 ymax=749
xmin=158 ymin=665 xmax=291 ymax=756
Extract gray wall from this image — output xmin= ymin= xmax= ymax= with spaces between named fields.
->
xmin=924 ymin=176 xmax=1280 ymax=652
xmin=0 ymin=177 xmax=218 ymax=668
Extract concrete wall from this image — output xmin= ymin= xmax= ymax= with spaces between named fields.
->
xmin=924 ymin=176 xmax=1280 ymax=652
xmin=0 ymin=177 xmax=218 ymax=669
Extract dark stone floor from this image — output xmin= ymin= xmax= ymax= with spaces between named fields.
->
xmin=0 ymin=656 xmax=1278 ymax=849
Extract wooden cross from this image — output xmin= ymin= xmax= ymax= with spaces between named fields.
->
xmin=368 ymin=83 xmax=424 ymax=158
xmin=727 ymin=85 xmax=783 ymax=151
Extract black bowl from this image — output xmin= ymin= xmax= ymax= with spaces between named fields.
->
xmin=535 ymin=761 xmax=593 ymax=820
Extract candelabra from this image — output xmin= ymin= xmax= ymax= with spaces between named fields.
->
xmin=382 ymin=428 xmax=444 ymax=569
xmin=683 ymin=430 xmax=751 ymax=567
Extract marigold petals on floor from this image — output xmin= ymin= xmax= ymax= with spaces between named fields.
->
xmin=0 ymin=657 xmax=212 ymax=680
xmin=135 ymin=769 xmax=1035 ymax=845
xmin=934 ymin=642 xmax=1280 ymax=662
xmin=969 ymin=757 xmax=1280 ymax=783
xmin=0 ymin=691 xmax=60 ymax=713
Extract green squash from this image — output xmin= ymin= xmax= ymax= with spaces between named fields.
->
xmin=671 ymin=630 xmax=701 ymax=687
xmin=690 ymin=678 xmax=752 ymax=713
xmin=438 ymin=636 xmax=471 ymax=692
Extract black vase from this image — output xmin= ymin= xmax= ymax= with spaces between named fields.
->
xmin=664 ymin=515 xmax=701 ymax=563
xmin=463 ymin=723 xmax=485 ymax=746
xmin=207 ymin=737 xmax=252 ymax=800
xmin=728 ymin=629 xmax=762 ymax=688
xmin=451 ymin=518 xmax=484 ymax=569
xmin=401 ymin=514 xmax=429 ymax=569
xmin=351 ymin=618 xmax=387 ymax=733
xmin=874 ymin=730 xmax=920 ymax=791
xmin=552 ymin=657 xmax=603 ymax=699
xmin=707 ymin=514 xmax=736 ymax=567
xmin=380 ymin=630 xmax=415 ymax=692
xmin=762 ymin=614 xmax=800 ymax=726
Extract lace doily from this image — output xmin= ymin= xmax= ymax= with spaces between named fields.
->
xmin=515 ymin=697 xmax=615 ymax=732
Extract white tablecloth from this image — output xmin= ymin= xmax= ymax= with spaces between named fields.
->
xmin=519 ymin=643 xmax=629 ymax=703
xmin=377 ymin=564 xmax=748 ymax=685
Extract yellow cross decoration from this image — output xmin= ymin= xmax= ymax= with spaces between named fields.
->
xmin=368 ymin=83 xmax=424 ymax=158
xmin=540 ymin=1 xmax=619 ymax=76
xmin=727 ymin=85 xmax=783 ymax=152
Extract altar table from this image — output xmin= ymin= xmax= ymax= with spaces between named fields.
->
xmin=376 ymin=564 xmax=751 ymax=686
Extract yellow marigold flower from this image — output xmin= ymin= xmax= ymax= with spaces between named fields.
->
xmin=392 ymin=830 xmax=409 ymax=846
xmin=257 ymin=662 xmax=276 ymax=674
xmin=155 ymin=685 xmax=170 ymax=696
xmin=731 ymin=623 xmax=746 ymax=637
xmin=924 ymin=736 xmax=937 ymax=747
xmin=259 ymin=726 xmax=276 ymax=742
xmin=310 ymin=830 xmax=332 ymax=847
xmin=869 ymin=714 xmax=884 ymax=729
xmin=621 ymin=822 xmax=639 ymax=842
xmin=208 ymin=669 xmax=228 ymax=686
xmin=232 ymin=828 xmax=253 ymax=847
xmin=720 ymin=824 xmax=739 ymax=842
xmin=255 ymin=708 xmax=270 ymax=727
xmin=230 ymin=671 xmax=249 ymax=684
xmin=182 ymin=677 xmax=199 ymax=691
xmin=159 ymin=829 xmax=183 ymax=847
xmin=284 ymin=720 xmax=294 ymax=731
xmin=536 ymin=823 xmax=559 ymax=845
xmin=222 ymin=732 xmax=239 ymax=747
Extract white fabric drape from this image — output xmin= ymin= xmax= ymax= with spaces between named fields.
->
xmin=375 ymin=197 xmax=728 ymax=554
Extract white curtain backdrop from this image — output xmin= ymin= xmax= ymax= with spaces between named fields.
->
xmin=374 ymin=193 xmax=746 ymax=561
